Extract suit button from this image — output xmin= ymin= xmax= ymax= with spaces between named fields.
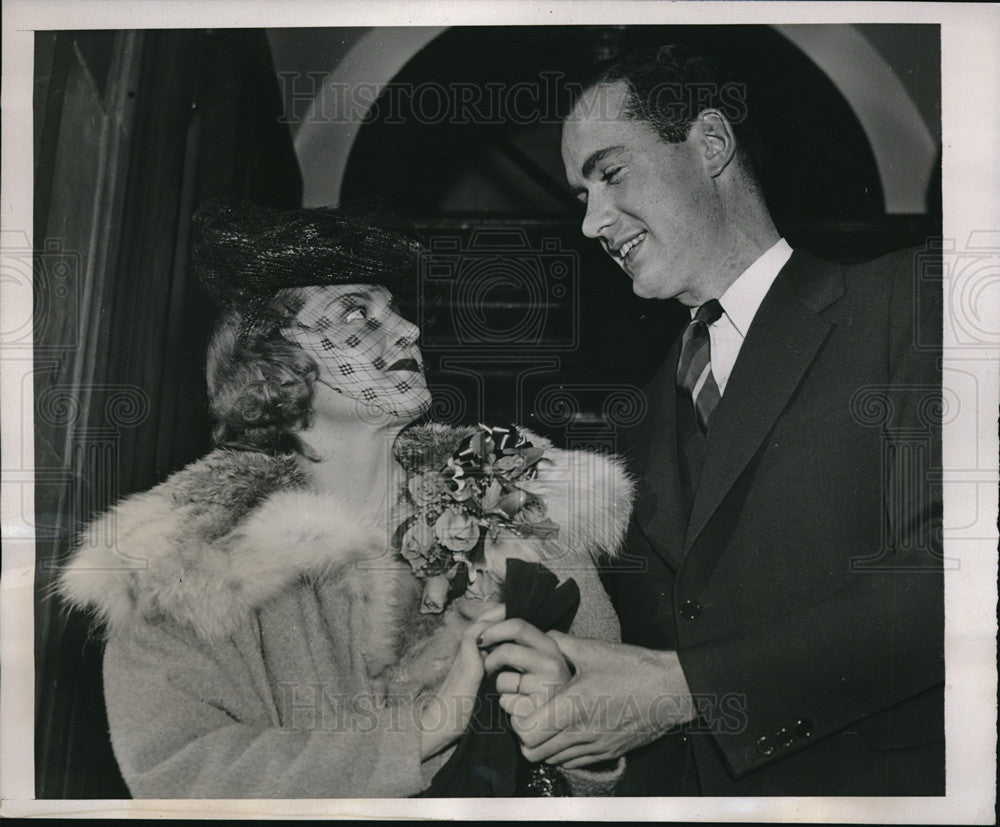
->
xmin=756 ymin=735 xmax=774 ymax=756
xmin=680 ymin=599 xmax=703 ymax=620
xmin=776 ymin=727 xmax=794 ymax=748
xmin=794 ymin=718 xmax=813 ymax=739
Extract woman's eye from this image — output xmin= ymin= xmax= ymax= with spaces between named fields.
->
xmin=344 ymin=306 xmax=368 ymax=323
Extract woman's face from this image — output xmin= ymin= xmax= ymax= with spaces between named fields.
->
xmin=285 ymin=284 xmax=431 ymax=421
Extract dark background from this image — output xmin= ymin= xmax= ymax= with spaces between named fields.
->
xmin=33 ymin=25 xmax=941 ymax=797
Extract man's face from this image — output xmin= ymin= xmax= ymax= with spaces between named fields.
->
xmin=561 ymin=81 xmax=724 ymax=305
xmin=285 ymin=284 xmax=431 ymax=421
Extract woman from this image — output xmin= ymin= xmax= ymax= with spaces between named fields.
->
xmin=58 ymin=199 xmax=632 ymax=798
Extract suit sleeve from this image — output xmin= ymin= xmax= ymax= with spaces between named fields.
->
xmin=677 ymin=253 xmax=944 ymax=777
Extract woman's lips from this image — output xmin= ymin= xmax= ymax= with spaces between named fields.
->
xmin=386 ymin=358 xmax=421 ymax=372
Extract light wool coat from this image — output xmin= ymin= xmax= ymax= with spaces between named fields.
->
xmin=59 ymin=424 xmax=633 ymax=798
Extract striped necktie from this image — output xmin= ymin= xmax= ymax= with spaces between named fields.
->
xmin=677 ymin=299 xmax=724 ymax=431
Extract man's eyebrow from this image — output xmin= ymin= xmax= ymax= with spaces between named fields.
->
xmin=581 ymin=145 xmax=626 ymax=179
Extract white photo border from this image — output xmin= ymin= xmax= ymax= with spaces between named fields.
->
xmin=2 ymin=1 xmax=997 ymax=822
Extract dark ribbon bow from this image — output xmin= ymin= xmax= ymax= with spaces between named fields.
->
xmin=481 ymin=423 xmax=530 ymax=453
xmin=451 ymin=424 xmax=532 ymax=472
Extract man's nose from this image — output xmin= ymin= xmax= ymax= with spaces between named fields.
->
xmin=580 ymin=192 xmax=615 ymax=240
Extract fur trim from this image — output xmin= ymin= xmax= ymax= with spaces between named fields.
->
xmin=393 ymin=422 xmax=482 ymax=474
xmin=59 ymin=425 xmax=634 ymax=646
xmin=521 ymin=439 xmax=633 ymax=566
xmin=58 ymin=450 xmax=390 ymax=641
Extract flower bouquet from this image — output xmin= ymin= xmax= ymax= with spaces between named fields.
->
xmin=396 ymin=424 xmax=560 ymax=613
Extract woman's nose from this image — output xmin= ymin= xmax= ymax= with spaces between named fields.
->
xmin=388 ymin=311 xmax=421 ymax=348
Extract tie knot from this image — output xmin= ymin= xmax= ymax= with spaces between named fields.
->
xmin=694 ymin=299 xmax=723 ymax=326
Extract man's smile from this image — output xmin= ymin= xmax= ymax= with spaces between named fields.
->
xmin=611 ymin=230 xmax=647 ymax=267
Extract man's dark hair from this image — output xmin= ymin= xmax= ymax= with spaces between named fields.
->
xmin=574 ymin=44 xmax=763 ymax=188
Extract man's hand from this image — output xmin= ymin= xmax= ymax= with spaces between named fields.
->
xmin=479 ymin=618 xmax=574 ymax=718
xmin=487 ymin=630 xmax=698 ymax=769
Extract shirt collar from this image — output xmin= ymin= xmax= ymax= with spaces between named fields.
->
xmin=703 ymin=238 xmax=793 ymax=337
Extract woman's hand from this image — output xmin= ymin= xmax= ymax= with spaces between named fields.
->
xmin=478 ymin=618 xmax=574 ymax=720
xmin=418 ymin=602 xmax=507 ymax=760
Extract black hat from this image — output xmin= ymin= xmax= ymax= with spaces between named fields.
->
xmin=192 ymin=198 xmax=422 ymax=341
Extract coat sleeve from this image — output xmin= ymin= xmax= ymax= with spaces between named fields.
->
xmin=544 ymin=531 xmax=627 ymax=794
xmin=103 ymin=621 xmax=441 ymax=799
xmin=534 ymin=444 xmax=629 ymax=794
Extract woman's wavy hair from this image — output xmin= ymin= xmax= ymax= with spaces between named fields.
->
xmin=205 ymin=288 xmax=319 ymax=455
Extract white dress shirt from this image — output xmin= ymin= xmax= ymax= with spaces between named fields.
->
xmin=695 ymin=238 xmax=793 ymax=395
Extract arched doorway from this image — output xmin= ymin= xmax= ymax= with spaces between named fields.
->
xmin=317 ymin=25 xmax=940 ymax=433
xmin=293 ymin=24 xmax=939 ymax=219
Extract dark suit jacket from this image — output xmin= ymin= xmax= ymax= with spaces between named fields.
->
xmin=603 ymin=248 xmax=944 ymax=796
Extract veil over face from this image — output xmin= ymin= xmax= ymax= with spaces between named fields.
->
xmin=283 ymin=283 xmax=431 ymax=420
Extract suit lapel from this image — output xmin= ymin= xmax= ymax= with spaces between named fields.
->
xmin=683 ymin=252 xmax=845 ymax=558
xmin=630 ymin=336 xmax=688 ymax=570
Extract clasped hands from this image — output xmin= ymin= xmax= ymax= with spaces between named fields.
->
xmin=478 ymin=616 xmax=698 ymax=769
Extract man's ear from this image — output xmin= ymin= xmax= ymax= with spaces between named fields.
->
xmin=694 ymin=109 xmax=737 ymax=178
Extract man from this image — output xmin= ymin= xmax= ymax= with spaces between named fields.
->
xmin=481 ymin=44 xmax=944 ymax=795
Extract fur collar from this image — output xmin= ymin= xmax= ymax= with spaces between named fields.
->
xmin=59 ymin=424 xmax=633 ymax=641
